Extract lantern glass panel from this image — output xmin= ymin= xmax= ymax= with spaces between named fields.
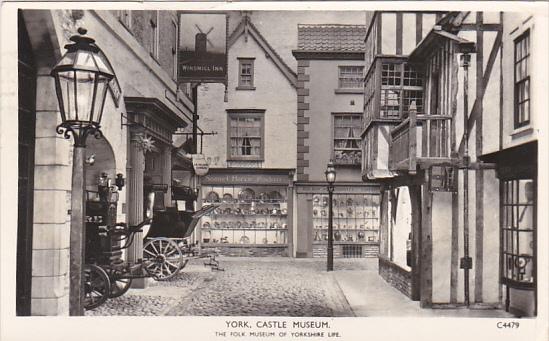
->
xmin=57 ymin=71 xmax=77 ymax=121
xmin=75 ymin=70 xmax=96 ymax=123
xmin=93 ymin=74 xmax=110 ymax=125
xmin=326 ymin=171 xmax=336 ymax=184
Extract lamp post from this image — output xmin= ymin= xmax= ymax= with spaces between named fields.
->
xmin=460 ymin=52 xmax=472 ymax=307
xmin=325 ymin=160 xmax=336 ymax=271
xmin=51 ymin=28 xmax=115 ymax=315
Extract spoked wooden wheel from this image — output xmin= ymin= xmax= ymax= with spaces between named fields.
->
xmin=143 ymin=238 xmax=183 ymax=280
xmin=84 ymin=264 xmax=111 ymax=310
xmin=105 ymin=269 xmax=133 ymax=298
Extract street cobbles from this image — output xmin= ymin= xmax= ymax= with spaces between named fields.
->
xmin=85 ymin=294 xmax=179 ymax=316
xmin=85 ymin=257 xmax=369 ymax=316
xmin=165 ymin=258 xmax=359 ymax=317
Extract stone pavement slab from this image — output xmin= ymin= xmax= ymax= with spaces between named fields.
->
xmin=333 ymin=269 xmax=513 ymax=318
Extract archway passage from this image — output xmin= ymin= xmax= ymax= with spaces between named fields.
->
xmin=84 ymin=136 xmax=117 ymax=191
xmin=17 ymin=10 xmax=37 ymax=316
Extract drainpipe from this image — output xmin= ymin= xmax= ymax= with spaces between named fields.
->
xmin=460 ymin=52 xmax=472 ymax=307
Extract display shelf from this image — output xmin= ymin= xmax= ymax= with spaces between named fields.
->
xmin=313 ymin=240 xmax=379 ymax=245
xmin=200 ymin=184 xmax=289 ymax=246
xmin=202 ymin=228 xmax=288 ymax=231
xmin=311 ymin=192 xmax=380 ymax=258
xmin=202 ymin=243 xmax=287 ymax=248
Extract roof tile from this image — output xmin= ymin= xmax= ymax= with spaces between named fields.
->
xmin=297 ymin=24 xmax=366 ymax=52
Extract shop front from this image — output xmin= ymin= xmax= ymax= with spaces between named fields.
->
xmin=198 ymin=169 xmax=294 ymax=257
xmin=295 ymin=183 xmax=380 ymax=258
xmin=482 ymin=141 xmax=538 ymax=317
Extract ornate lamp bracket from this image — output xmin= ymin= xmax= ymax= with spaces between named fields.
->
xmin=56 ymin=122 xmax=103 ymax=147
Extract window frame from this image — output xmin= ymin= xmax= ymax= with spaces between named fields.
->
xmin=337 ymin=65 xmax=364 ymax=90
xmin=237 ymin=58 xmax=256 ymax=90
xmin=171 ymin=19 xmax=179 ymax=80
xmin=149 ymin=11 xmax=159 ymax=60
xmin=332 ymin=112 xmax=363 ymax=167
xmin=500 ymin=177 xmax=536 ymax=289
xmin=378 ymin=60 xmax=424 ymax=119
xmin=226 ymin=110 xmax=265 ymax=161
xmin=514 ymin=30 xmax=531 ymax=129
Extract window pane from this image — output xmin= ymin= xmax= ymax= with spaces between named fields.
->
xmin=514 ymin=32 xmax=530 ymax=128
xmin=381 ymin=63 xmax=401 ymax=86
xmin=333 ymin=114 xmax=362 ymax=165
xmin=229 ymin=113 xmax=262 ymax=157
xmin=338 ymin=66 xmax=363 ymax=88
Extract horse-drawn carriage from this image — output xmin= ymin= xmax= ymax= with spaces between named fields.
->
xmin=83 ymin=177 xmax=218 ymax=310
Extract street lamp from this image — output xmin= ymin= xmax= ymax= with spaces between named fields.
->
xmin=51 ymin=27 xmax=115 ymax=315
xmin=325 ymin=160 xmax=336 ymax=271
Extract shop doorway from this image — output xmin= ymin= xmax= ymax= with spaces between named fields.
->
xmin=16 ymin=11 xmax=36 ymax=316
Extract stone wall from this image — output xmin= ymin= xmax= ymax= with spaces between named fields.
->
xmin=378 ymin=255 xmax=412 ymax=298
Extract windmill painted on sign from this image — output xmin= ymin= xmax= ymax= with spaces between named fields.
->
xmin=195 ymin=24 xmax=215 ymax=57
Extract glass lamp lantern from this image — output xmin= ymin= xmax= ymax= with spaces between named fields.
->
xmin=325 ymin=160 xmax=337 ymax=185
xmin=51 ymin=28 xmax=115 ymax=146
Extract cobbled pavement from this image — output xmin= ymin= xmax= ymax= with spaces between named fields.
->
xmin=86 ymin=257 xmax=373 ymax=317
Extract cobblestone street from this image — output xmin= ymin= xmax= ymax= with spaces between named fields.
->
xmin=86 ymin=257 xmax=372 ymax=317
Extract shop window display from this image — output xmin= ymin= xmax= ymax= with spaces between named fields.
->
xmin=200 ymin=185 xmax=288 ymax=246
xmin=502 ymin=179 xmax=536 ymax=284
xmin=312 ymin=193 xmax=380 ymax=258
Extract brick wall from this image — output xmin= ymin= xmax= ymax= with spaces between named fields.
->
xmin=312 ymin=244 xmax=379 ymax=258
xmin=378 ymin=255 xmax=412 ymax=298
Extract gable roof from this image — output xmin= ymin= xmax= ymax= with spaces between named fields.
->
xmin=296 ymin=24 xmax=366 ymax=52
xmin=228 ymin=16 xmax=297 ymax=88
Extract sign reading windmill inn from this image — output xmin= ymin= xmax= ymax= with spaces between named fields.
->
xmin=178 ymin=12 xmax=228 ymax=83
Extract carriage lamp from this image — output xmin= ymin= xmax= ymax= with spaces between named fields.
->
xmin=325 ymin=160 xmax=337 ymax=272
xmin=51 ymin=27 xmax=115 ymax=316
xmin=115 ymin=173 xmax=125 ymax=190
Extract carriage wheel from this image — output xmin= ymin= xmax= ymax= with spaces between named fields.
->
xmin=143 ymin=238 xmax=183 ymax=281
xmin=84 ymin=264 xmax=111 ymax=310
xmin=105 ymin=269 xmax=133 ymax=298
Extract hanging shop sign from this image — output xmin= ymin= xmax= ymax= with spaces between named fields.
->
xmin=429 ymin=165 xmax=457 ymax=192
xmin=191 ymin=154 xmax=210 ymax=176
xmin=178 ymin=12 xmax=227 ymax=84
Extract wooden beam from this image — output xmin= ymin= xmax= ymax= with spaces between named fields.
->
xmin=416 ymin=13 xmax=423 ymax=45
xmin=458 ymin=29 xmax=502 ymax=154
xmin=377 ymin=14 xmax=383 ymax=55
xmin=459 ymin=23 xmax=502 ymax=32
xmin=396 ymin=12 xmax=403 ymax=55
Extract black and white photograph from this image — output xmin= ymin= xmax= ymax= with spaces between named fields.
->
xmin=1 ymin=2 xmax=547 ymax=341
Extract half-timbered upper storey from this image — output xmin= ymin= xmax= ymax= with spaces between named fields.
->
xmin=362 ymin=11 xmax=503 ymax=180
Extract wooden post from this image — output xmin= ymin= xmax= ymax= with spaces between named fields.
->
xmin=409 ymin=102 xmax=417 ymax=174
xmin=409 ymin=184 xmax=422 ymax=301
xmin=475 ymin=12 xmax=485 ymax=303
xmin=420 ymin=182 xmax=433 ymax=308
xmin=69 ymin=146 xmax=86 ymax=316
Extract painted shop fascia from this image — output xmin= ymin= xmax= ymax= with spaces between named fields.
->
xmin=17 ymin=9 xmax=193 ymax=315
xmin=362 ymin=11 xmax=539 ymax=317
